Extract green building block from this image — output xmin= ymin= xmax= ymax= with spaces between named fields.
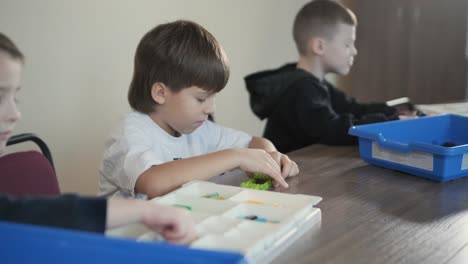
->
xmin=240 ymin=173 xmax=272 ymax=190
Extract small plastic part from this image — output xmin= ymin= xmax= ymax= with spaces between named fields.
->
xmin=243 ymin=215 xmax=258 ymax=221
xmin=240 ymin=215 xmax=278 ymax=223
xmin=202 ymin=192 xmax=225 ymax=200
xmin=173 ymin=204 xmax=192 ymax=211
xmin=246 ymin=200 xmax=264 ymax=205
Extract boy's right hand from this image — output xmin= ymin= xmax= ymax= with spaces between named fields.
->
xmin=141 ymin=203 xmax=197 ymax=244
xmin=398 ymin=114 xmax=418 ymax=120
xmin=236 ymin=149 xmax=288 ymax=188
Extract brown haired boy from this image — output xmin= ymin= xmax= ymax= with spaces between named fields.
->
xmin=100 ymin=20 xmax=299 ymax=199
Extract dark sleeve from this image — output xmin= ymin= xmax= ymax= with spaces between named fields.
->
xmin=0 ymin=194 xmax=107 ymax=233
xmin=293 ymin=79 xmax=396 ymax=145
xmin=326 ymin=84 xmax=399 ymax=124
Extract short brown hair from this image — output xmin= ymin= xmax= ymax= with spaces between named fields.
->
xmin=293 ymin=0 xmax=357 ymax=55
xmin=128 ymin=20 xmax=230 ymax=113
xmin=0 ymin=33 xmax=24 ymax=62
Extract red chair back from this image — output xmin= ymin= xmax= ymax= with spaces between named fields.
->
xmin=0 ymin=151 xmax=60 ymax=196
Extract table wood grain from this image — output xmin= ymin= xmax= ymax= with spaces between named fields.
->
xmin=214 ymin=144 xmax=468 ymax=264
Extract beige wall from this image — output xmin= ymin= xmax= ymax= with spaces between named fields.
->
xmin=0 ymin=0 xmax=308 ymax=194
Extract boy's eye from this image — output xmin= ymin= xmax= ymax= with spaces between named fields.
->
xmin=0 ymin=94 xmax=19 ymax=104
xmin=197 ymin=98 xmax=207 ymax=103
xmin=0 ymin=93 xmax=5 ymax=104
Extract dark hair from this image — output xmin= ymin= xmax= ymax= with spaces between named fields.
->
xmin=293 ymin=0 xmax=357 ymax=55
xmin=0 ymin=33 xmax=24 ymax=61
xmin=128 ymin=20 xmax=230 ymax=113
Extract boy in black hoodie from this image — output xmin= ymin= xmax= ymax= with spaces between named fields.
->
xmin=245 ymin=0 xmax=414 ymax=153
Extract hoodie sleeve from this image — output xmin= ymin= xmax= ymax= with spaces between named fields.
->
xmin=293 ymin=78 xmax=396 ymax=145
xmin=327 ymin=83 xmax=399 ymax=121
xmin=0 ymin=194 xmax=107 ymax=233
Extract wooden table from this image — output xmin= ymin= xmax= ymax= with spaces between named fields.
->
xmin=417 ymin=102 xmax=468 ymax=116
xmin=214 ymin=144 xmax=468 ymax=264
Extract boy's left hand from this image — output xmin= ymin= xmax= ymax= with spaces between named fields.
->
xmin=268 ymin=151 xmax=299 ymax=179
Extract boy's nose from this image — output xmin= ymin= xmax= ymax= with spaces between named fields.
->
xmin=4 ymin=100 xmax=21 ymax=123
xmin=204 ymin=100 xmax=216 ymax=115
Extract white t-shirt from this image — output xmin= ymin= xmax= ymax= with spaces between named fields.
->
xmin=98 ymin=112 xmax=252 ymax=198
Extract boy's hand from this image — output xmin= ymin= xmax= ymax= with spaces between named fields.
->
xmin=237 ymin=149 xmax=288 ymax=188
xmin=141 ymin=203 xmax=197 ymax=244
xmin=398 ymin=108 xmax=423 ymax=120
xmin=268 ymin=151 xmax=299 ymax=177
xmin=268 ymin=151 xmax=299 ymax=187
xmin=398 ymin=114 xmax=418 ymax=120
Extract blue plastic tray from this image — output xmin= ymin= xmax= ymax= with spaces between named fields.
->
xmin=0 ymin=221 xmax=247 ymax=264
xmin=348 ymin=114 xmax=468 ymax=182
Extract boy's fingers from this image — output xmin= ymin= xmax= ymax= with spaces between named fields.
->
xmin=270 ymin=170 xmax=288 ymax=188
xmin=280 ymin=154 xmax=296 ymax=178
xmin=265 ymin=154 xmax=280 ymax=170
xmin=266 ymin=157 xmax=288 ymax=188
xmin=289 ymin=162 xmax=299 ymax=177
xmin=276 ymin=177 xmax=288 ymax=188
xmin=159 ymin=211 xmax=197 ymax=244
xmin=279 ymin=154 xmax=296 ymax=177
xmin=281 ymin=160 xmax=293 ymax=177
xmin=163 ymin=223 xmax=194 ymax=244
xmin=272 ymin=153 xmax=281 ymax=166
xmin=262 ymin=161 xmax=286 ymax=188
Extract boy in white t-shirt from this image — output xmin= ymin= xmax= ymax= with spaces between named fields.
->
xmin=99 ymin=20 xmax=299 ymax=199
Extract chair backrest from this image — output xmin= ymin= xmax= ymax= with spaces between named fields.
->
xmin=0 ymin=133 xmax=60 ymax=196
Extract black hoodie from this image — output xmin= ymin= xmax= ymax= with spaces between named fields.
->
xmin=245 ymin=63 xmax=398 ymax=153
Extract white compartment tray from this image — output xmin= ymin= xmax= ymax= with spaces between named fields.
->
xmin=106 ymin=180 xmax=322 ymax=264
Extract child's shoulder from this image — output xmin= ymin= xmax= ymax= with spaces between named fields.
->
xmin=123 ymin=111 xmax=152 ymax=126
xmin=288 ymin=74 xmax=329 ymax=97
xmin=112 ymin=111 xmax=157 ymax=137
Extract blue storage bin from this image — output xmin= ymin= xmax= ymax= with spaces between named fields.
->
xmin=348 ymin=114 xmax=468 ymax=182
xmin=0 ymin=221 xmax=247 ymax=264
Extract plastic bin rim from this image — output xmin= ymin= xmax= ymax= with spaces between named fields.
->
xmin=348 ymin=114 xmax=468 ymax=155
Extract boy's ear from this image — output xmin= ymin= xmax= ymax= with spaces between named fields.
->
xmin=151 ymin=82 xmax=169 ymax=104
xmin=309 ymin=37 xmax=326 ymax=56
